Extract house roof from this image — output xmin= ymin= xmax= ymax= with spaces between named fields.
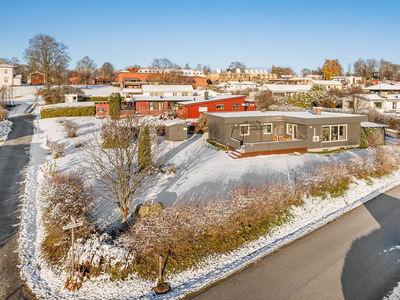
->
xmin=205 ymin=110 xmax=363 ymax=119
xmin=227 ymin=81 xmax=257 ymax=85
xmin=364 ymin=84 xmax=400 ymax=91
xmin=178 ymin=95 xmax=246 ymax=105
xmin=0 ymin=61 xmax=13 ymax=68
xmin=141 ymin=85 xmax=194 ymax=93
xmin=361 ymin=122 xmax=388 ymax=128
xmin=360 ymin=94 xmax=400 ymax=101
xmin=310 ymin=79 xmax=343 ymax=85
xmin=263 ymin=84 xmax=312 ymax=92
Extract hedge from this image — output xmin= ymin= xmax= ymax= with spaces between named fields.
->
xmin=41 ymin=106 xmax=96 ymax=119
xmin=82 ymin=96 xmax=125 ymax=102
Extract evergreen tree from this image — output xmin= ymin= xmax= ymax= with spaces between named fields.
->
xmin=109 ymin=92 xmax=121 ymax=120
xmin=138 ymin=125 xmax=152 ymax=171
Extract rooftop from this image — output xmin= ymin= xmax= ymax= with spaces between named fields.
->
xmin=142 ymin=85 xmax=194 ymax=93
xmin=310 ymin=79 xmax=343 ymax=85
xmin=263 ymin=84 xmax=312 ymax=92
xmin=364 ymin=84 xmax=400 ymax=91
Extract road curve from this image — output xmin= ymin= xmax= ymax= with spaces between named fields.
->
xmin=191 ymin=186 xmax=400 ymax=300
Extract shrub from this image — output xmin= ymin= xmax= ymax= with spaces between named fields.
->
xmin=46 ymin=138 xmax=64 ymax=158
xmin=109 ymin=93 xmax=121 ymax=120
xmin=158 ymin=110 xmax=178 ymax=120
xmin=0 ymin=108 xmax=6 ymax=121
xmin=40 ymin=86 xmax=84 ymax=105
xmin=41 ymin=106 xmax=95 ymax=118
xmin=101 ymin=120 xmax=138 ymax=148
xmin=138 ymin=125 xmax=151 ymax=170
xmin=155 ymin=125 xmax=165 ymax=136
xmin=63 ymin=120 xmax=78 ymax=138
xmin=40 ymin=169 xmax=95 ymax=267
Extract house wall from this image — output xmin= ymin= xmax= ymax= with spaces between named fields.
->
xmin=0 ymin=66 xmax=14 ymax=87
xmin=182 ymin=96 xmax=255 ymax=119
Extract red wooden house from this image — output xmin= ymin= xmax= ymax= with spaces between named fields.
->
xmin=94 ymin=94 xmax=256 ymax=119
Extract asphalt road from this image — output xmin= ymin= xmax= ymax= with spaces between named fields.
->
xmin=0 ymin=114 xmax=35 ymax=299
xmin=192 ymin=186 xmax=400 ymax=300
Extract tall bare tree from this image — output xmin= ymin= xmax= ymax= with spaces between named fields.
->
xmin=76 ymin=56 xmax=97 ymax=88
xmin=228 ymin=61 xmax=246 ymax=72
xmin=98 ymin=62 xmax=115 ymax=78
xmin=85 ymin=118 xmax=162 ymax=224
xmin=365 ymin=58 xmax=378 ymax=80
xmin=301 ymin=68 xmax=311 ymax=76
xmin=343 ymin=86 xmax=369 ymax=114
xmin=23 ymin=34 xmax=70 ymax=89
xmin=353 ymin=58 xmax=366 ymax=77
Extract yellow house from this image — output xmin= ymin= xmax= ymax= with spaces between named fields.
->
xmin=309 ymin=79 xmax=343 ymax=90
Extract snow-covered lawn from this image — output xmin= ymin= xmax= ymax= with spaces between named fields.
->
xmin=17 ymin=113 xmax=400 ymax=299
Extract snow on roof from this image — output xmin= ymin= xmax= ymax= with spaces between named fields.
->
xmin=0 ymin=61 xmax=13 ymax=68
xmin=361 ymin=122 xmax=388 ymax=128
xmin=364 ymin=84 xmax=400 ymax=91
xmin=142 ymin=85 xmax=194 ymax=93
xmin=310 ymin=79 xmax=343 ymax=85
xmin=361 ymin=94 xmax=400 ymax=101
xmin=263 ymin=84 xmax=312 ymax=92
xmin=205 ymin=110 xmax=364 ymax=119
xmin=177 ymin=95 xmax=246 ymax=105
xmin=227 ymin=81 xmax=257 ymax=85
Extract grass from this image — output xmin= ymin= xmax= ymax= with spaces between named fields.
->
xmin=207 ymin=140 xmax=227 ymax=151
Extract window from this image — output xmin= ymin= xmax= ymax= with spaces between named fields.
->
xmin=286 ymin=124 xmax=298 ymax=139
xmin=4 ymin=77 xmax=9 ymax=83
xmin=97 ymin=108 xmax=106 ymax=113
xmin=173 ymin=93 xmax=178 ymax=96
xmin=168 ymin=102 xmax=182 ymax=110
xmin=263 ymin=123 xmax=273 ymax=134
xmin=182 ymin=92 xmax=188 ymax=96
xmin=199 ymin=106 xmax=208 ymax=112
xmin=150 ymin=101 xmax=163 ymax=110
xmin=322 ymin=125 xmax=347 ymax=142
xmin=4 ymin=69 xmax=8 ymax=74
xmin=232 ymin=103 xmax=240 ymax=109
xmin=374 ymin=102 xmax=382 ymax=109
xmin=240 ymin=124 xmax=250 ymax=136
xmin=216 ymin=104 xmax=224 ymax=110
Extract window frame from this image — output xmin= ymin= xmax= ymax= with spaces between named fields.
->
xmin=216 ymin=104 xmax=225 ymax=110
xmin=232 ymin=103 xmax=240 ymax=109
xmin=239 ymin=124 xmax=250 ymax=136
xmin=263 ymin=123 xmax=273 ymax=134
xmin=322 ymin=124 xmax=347 ymax=142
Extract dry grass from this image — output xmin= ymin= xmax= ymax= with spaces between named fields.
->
xmin=46 ymin=138 xmax=64 ymax=158
xmin=0 ymin=108 xmax=6 ymax=121
xmin=62 ymin=120 xmax=78 ymax=138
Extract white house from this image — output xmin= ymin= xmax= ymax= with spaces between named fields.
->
xmin=332 ymin=76 xmax=364 ymax=86
xmin=310 ymin=79 xmax=343 ymax=90
xmin=0 ymin=61 xmax=21 ymax=87
xmin=262 ymin=84 xmax=312 ymax=97
xmin=225 ymin=81 xmax=258 ymax=90
xmin=342 ymin=93 xmax=400 ymax=113
xmin=123 ymin=85 xmax=194 ymax=99
xmin=364 ymin=83 xmax=400 ymax=94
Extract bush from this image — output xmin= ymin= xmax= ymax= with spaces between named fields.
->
xmin=40 ymin=168 xmax=95 ymax=268
xmin=0 ymin=108 xmax=6 ymax=121
xmin=62 ymin=120 xmax=78 ymax=138
xmin=46 ymin=138 xmax=64 ymax=158
xmin=41 ymin=106 xmax=95 ymax=118
xmin=40 ymin=86 xmax=84 ymax=105
xmin=101 ymin=120 xmax=138 ymax=148
xmin=109 ymin=93 xmax=122 ymax=120
xmin=155 ymin=125 xmax=165 ymax=136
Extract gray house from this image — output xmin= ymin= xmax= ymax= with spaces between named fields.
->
xmin=204 ymin=109 xmax=370 ymax=158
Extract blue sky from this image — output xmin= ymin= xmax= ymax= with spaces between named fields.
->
xmin=2 ymin=0 xmax=399 ymax=73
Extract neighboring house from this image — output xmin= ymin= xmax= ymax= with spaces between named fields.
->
xmin=342 ymin=93 xmax=400 ymax=113
xmin=123 ymin=85 xmax=194 ymax=98
xmin=332 ymin=76 xmax=364 ymax=86
xmin=262 ymin=84 xmax=312 ymax=97
xmin=208 ymin=69 xmax=277 ymax=84
xmin=363 ymin=83 xmax=400 ymax=94
xmin=94 ymin=94 xmax=255 ymax=118
xmin=117 ymin=67 xmax=207 ymax=89
xmin=0 ymin=61 xmax=21 ymax=87
xmin=205 ymin=109 xmax=370 ymax=158
xmin=28 ymin=72 xmax=45 ymax=85
xmin=225 ymin=81 xmax=258 ymax=90
xmin=309 ymin=79 xmax=343 ymax=90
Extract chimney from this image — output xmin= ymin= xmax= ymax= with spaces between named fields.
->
xmin=204 ymin=91 xmax=209 ymax=100
xmin=381 ymin=91 xmax=388 ymax=98
xmin=313 ymin=107 xmax=322 ymax=115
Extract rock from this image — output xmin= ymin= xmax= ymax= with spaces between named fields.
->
xmin=132 ymin=201 xmax=164 ymax=218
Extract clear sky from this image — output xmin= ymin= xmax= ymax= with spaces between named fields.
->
xmin=2 ymin=0 xmax=399 ymax=73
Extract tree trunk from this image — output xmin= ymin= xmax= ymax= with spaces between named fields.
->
xmin=121 ymin=208 xmax=128 ymax=224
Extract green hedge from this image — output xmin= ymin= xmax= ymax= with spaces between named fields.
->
xmin=41 ymin=106 xmax=96 ymax=118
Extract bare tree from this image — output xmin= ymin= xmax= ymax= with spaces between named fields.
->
xmin=85 ymin=118 xmax=162 ymax=224
xmin=365 ymin=58 xmax=378 ymax=80
xmin=23 ymin=34 xmax=70 ymax=89
xmin=228 ymin=61 xmax=247 ymax=72
xmin=301 ymin=68 xmax=311 ymax=76
xmin=353 ymin=58 xmax=366 ymax=77
xmin=343 ymin=86 xmax=369 ymax=114
xmin=76 ymin=56 xmax=97 ymax=88
xmin=255 ymin=90 xmax=278 ymax=110
xmin=98 ymin=62 xmax=115 ymax=78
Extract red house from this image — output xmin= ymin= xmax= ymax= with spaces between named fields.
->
xmin=94 ymin=94 xmax=256 ymax=119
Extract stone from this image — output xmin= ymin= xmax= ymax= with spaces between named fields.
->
xmin=132 ymin=201 xmax=164 ymax=218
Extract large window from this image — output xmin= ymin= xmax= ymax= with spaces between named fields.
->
xmin=286 ymin=124 xmax=298 ymax=139
xmin=217 ymin=104 xmax=225 ymax=110
xmin=322 ymin=125 xmax=347 ymax=142
xmin=263 ymin=123 xmax=273 ymax=134
xmin=150 ymin=101 xmax=163 ymax=110
xmin=240 ymin=124 xmax=250 ymax=136
xmin=168 ymin=102 xmax=182 ymax=110
xmin=4 ymin=69 xmax=8 ymax=74
xmin=232 ymin=103 xmax=240 ymax=109
xmin=374 ymin=102 xmax=382 ymax=109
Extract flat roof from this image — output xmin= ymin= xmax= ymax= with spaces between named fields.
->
xmin=364 ymin=84 xmax=400 ymax=91
xmin=263 ymin=84 xmax=312 ymax=92
xmin=178 ymin=95 xmax=245 ymax=105
xmin=205 ymin=110 xmax=363 ymax=119
xmin=361 ymin=122 xmax=388 ymax=128
xmin=142 ymin=85 xmax=194 ymax=92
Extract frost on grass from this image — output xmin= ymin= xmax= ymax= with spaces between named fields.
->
xmin=0 ymin=119 xmax=12 ymax=143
